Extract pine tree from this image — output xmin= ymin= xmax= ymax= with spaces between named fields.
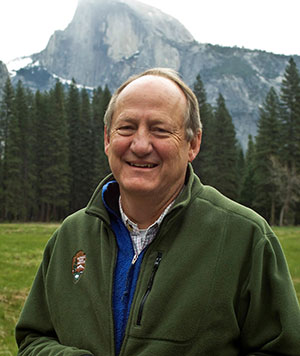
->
xmin=67 ymin=82 xmax=95 ymax=212
xmin=191 ymin=74 xmax=214 ymax=183
xmin=67 ymin=79 xmax=82 ymax=212
xmin=25 ymin=87 xmax=37 ymax=220
xmin=98 ymin=85 xmax=111 ymax=174
xmin=280 ymin=58 xmax=300 ymax=169
xmin=239 ymin=135 xmax=256 ymax=208
xmin=15 ymin=82 xmax=27 ymax=218
xmin=36 ymin=90 xmax=53 ymax=221
xmin=101 ymin=85 xmax=112 ymax=114
xmin=0 ymin=78 xmax=15 ymax=219
xmin=7 ymin=81 xmax=34 ymax=220
xmin=91 ymin=87 xmax=110 ymax=190
xmin=253 ymin=87 xmax=281 ymax=224
xmin=32 ymin=83 xmax=70 ymax=221
xmin=3 ymin=101 xmax=23 ymax=220
xmin=209 ymin=94 xmax=239 ymax=200
xmin=79 ymin=87 xmax=93 ymax=201
xmin=0 ymin=78 xmax=15 ymax=153
xmin=32 ymin=90 xmax=50 ymax=220
xmin=91 ymin=87 xmax=103 ymax=189
xmin=47 ymin=81 xmax=70 ymax=220
xmin=236 ymin=143 xmax=245 ymax=200
xmin=278 ymin=58 xmax=300 ymax=224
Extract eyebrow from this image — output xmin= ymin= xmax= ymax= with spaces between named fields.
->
xmin=117 ymin=115 xmax=172 ymax=125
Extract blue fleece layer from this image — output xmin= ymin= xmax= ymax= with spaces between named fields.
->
xmin=102 ymin=182 xmax=145 ymax=355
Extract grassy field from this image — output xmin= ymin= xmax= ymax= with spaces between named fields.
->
xmin=0 ymin=223 xmax=59 ymax=355
xmin=0 ymin=224 xmax=299 ymax=354
xmin=272 ymin=226 xmax=300 ymax=299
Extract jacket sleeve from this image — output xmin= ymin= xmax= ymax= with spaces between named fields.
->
xmin=15 ymin=233 xmax=93 ymax=356
xmin=239 ymin=229 xmax=300 ymax=355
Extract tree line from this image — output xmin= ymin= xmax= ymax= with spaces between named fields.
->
xmin=193 ymin=58 xmax=300 ymax=226
xmin=0 ymin=58 xmax=299 ymax=225
xmin=0 ymin=79 xmax=111 ymax=221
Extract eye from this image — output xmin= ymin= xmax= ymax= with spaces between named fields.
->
xmin=117 ymin=125 xmax=135 ymax=136
xmin=152 ymin=126 xmax=171 ymax=137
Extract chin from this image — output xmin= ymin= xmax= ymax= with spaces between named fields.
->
xmin=122 ymin=183 xmax=158 ymax=196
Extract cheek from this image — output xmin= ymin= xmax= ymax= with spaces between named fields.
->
xmin=160 ymin=138 xmax=189 ymax=158
xmin=153 ymin=142 xmax=181 ymax=164
xmin=107 ymin=136 xmax=131 ymax=157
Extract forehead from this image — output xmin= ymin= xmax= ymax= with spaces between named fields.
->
xmin=115 ymin=75 xmax=187 ymax=114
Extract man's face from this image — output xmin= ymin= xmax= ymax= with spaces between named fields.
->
xmin=104 ymin=75 xmax=200 ymax=203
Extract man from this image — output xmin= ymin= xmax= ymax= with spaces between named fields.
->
xmin=16 ymin=68 xmax=300 ymax=355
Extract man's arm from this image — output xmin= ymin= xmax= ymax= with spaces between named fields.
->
xmin=239 ymin=230 xmax=300 ymax=355
xmin=16 ymin=235 xmax=93 ymax=356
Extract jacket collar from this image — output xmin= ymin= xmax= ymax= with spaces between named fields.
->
xmin=85 ymin=163 xmax=203 ymax=223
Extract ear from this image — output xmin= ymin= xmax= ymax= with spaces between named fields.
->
xmin=188 ymin=130 xmax=202 ymax=162
xmin=104 ymin=126 xmax=110 ymax=155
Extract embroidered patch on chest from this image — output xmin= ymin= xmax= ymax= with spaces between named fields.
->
xmin=72 ymin=250 xmax=86 ymax=283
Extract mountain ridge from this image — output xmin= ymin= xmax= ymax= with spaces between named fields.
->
xmin=2 ymin=0 xmax=300 ymax=148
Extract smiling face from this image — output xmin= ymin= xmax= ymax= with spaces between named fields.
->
xmin=104 ymin=75 xmax=200 ymax=204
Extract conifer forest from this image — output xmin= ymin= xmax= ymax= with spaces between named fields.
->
xmin=0 ymin=58 xmax=300 ymax=225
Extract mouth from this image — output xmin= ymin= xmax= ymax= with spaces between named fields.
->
xmin=127 ymin=162 xmax=158 ymax=168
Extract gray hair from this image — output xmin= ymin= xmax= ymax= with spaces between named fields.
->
xmin=104 ymin=68 xmax=202 ymax=141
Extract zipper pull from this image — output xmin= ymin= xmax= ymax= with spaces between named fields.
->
xmin=148 ymin=253 xmax=162 ymax=284
xmin=131 ymin=254 xmax=138 ymax=265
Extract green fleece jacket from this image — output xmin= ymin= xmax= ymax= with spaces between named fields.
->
xmin=16 ymin=166 xmax=300 ymax=355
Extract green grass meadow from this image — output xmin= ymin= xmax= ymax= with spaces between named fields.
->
xmin=0 ymin=224 xmax=59 ymax=355
xmin=0 ymin=224 xmax=299 ymax=355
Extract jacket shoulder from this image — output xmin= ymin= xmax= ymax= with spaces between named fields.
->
xmin=196 ymin=184 xmax=272 ymax=234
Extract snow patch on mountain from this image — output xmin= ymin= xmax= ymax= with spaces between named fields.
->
xmin=7 ymin=56 xmax=39 ymax=76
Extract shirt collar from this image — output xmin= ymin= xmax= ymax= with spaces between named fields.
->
xmin=118 ymin=196 xmax=174 ymax=233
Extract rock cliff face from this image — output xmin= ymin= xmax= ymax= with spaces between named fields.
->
xmin=180 ymin=45 xmax=293 ymax=146
xmin=7 ymin=0 xmax=300 ymax=148
xmin=36 ymin=0 xmax=194 ymax=88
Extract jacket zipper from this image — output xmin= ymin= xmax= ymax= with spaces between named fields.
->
xmin=136 ymin=252 xmax=162 ymax=326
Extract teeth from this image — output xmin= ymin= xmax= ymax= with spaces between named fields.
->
xmin=130 ymin=163 xmax=155 ymax=168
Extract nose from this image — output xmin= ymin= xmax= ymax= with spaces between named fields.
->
xmin=130 ymin=127 xmax=153 ymax=157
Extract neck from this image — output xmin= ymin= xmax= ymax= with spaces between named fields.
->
xmin=120 ymin=186 xmax=182 ymax=229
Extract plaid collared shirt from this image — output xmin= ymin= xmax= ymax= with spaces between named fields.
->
xmin=119 ymin=197 xmax=174 ymax=262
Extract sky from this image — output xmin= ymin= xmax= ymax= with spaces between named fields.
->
xmin=0 ymin=0 xmax=299 ymax=64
